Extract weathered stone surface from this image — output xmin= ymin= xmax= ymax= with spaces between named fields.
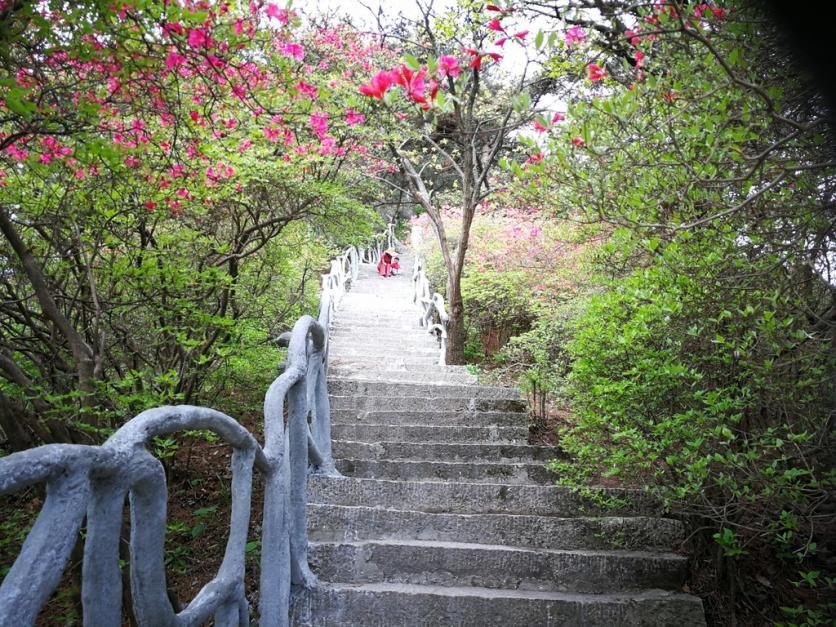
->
xmin=308 ymin=540 xmax=687 ymax=593
xmin=291 ymin=583 xmax=707 ymax=626
xmin=328 ymin=380 xmax=521 ymax=400
xmin=332 ymin=440 xmax=553 ymax=463
xmin=331 ymin=423 xmax=529 ymax=444
xmin=336 ymin=458 xmax=553 ymax=484
xmin=328 ymin=370 xmax=478 ymax=385
xmin=329 ymin=395 xmax=527 ymax=413
xmin=330 ymin=409 xmax=529 ymax=427
xmin=306 ymin=505 xmax=686 ymax=551
xmin=308 ymin=476 xmax=662 ymax=518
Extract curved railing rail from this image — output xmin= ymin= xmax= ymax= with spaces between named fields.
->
xmin=0 ymin=245 xmax=361 ymax=627
xmin=359 ymin=222 xmax=396 ymax=265
xmin=412 ymin=255 xmax=449 ymax=366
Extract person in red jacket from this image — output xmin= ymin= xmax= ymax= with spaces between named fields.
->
xmin=377 ymin=248 xmax=395 ymax=278
xmin=378 ymin=249 xmax=398 ymax=277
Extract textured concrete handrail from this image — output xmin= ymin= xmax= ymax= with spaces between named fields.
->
xmin=412 ymin=255 xmax=449 ymax=366
xmin=0 ymin=245 xmax=362 ymax=626
xmin=359 ymin=224 xmax=397 ymax=265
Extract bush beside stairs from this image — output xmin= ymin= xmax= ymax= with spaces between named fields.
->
xmin=291 ymin=253 xmax=706 ymax=626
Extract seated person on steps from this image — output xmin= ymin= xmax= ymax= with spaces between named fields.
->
xmin=377 ymin=249 xmax=400 ymax=277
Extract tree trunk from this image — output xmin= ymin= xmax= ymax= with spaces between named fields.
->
xmin=0 ymin=391 xmax=36 ymax=451
xmin=445 ymin=272 xmax=467 ymax=364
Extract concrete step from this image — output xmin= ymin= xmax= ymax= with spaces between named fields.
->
xmin=332 ymin=320 xmax=424 ymax=329
xmin=291 ymin=582 xmax=706 ymax=626
xmin=328 ymin=381 xmax=520 ymax=400
xmin=307 ymin=504 xmax=685 ymax=551
xmin=329 ymin=395 xmax=526 ymax=413
xmin=332 ymin=441 xmax=551 ymax=463
xmin=328 ymin=371 xmax=478 ymax=385
xmin=330 ymin=327 xmax=436 ymax=338
xmin=328 ymin=339 xmax=436 ymax=350
xmin=329 ymin=348 xmax=441 ymax=359
xmin=331 ymin=423 xmax=528 ymax=444
xmin=330 ymin=410 xmax=528 ymax=427
xmin=308 ymin=476 xmax=662 ymax=518
xmin=309 ymin=540 xmax=687 ymax=594
xmin=329 ymin=364 xmax=474 ymax=376
xmin=336 ymin=459 xmax=553 ymax=484
xmin=330 ymin=356 xmax=442 ymax=368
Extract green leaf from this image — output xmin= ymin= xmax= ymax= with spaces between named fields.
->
xmin=403 ymin=54 xmax=421 ymax=70
xmin=5 ymin=88 xmax=36 ymax=118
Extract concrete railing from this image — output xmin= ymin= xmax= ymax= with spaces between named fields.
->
xmin=359 ymin=223 xmax=396 ymax=265
xmin=0 ymin=246 xmax=361 ymax=627
xmin=412 ymin=255 xmax=449 ymax=366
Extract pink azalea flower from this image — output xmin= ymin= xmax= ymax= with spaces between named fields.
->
xmin=165 ymin=51 xmax=187 ymax=69
xmin=265 ymin=3 xmax=289 ymax=24
xmin=625 ymin=29 xmax=641 ymax=46
xmin=393 ymin=65 xmax=429 ymax=104
xmin=438 ymin=55 xmax=461 ymax=78
xmin=344 ymin=109 xmax=365 ymax=126
xmin=634 ymin=50 xmax=645 ymax=68
xmin=571 ymin=136 xmax=585 ymax=147
xmin=263 ymin=126 xmax=281 ymax=142
xmin=587 ymin=63 xmax=605 ymax=82
xmin=565 ymin=26 xmax=586 ymax=46
xmin=359 ymin=70 xmax=395 ymax=99
xmin=488 ymin=18 xmax=504 ymax=32
xmin=309 ymin=111 xmax=328 ymax=137
xmin=552 ymin=112 xmax=565 ymax=123
xmin=282 ymin=42 xmax=304 ymax=61
xmin=187 ymin=28 xmax=211 ymax=49
xmin=295 ymin=80 xmax=318 ymax=99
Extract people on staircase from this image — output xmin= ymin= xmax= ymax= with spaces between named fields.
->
xmin=377 ymin=249 xmax=400 ymax=277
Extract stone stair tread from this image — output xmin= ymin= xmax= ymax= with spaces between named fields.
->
xmin=313 ymin=580 xmax=697 ymax=601
xmin=311 ymin=538 xmax=685 ymax=561
xmin=332 ymin=440 xmax=551 ymax=463
xmin=308 ymin=476 xmax=662 ymax=517
xmin=330 ymin=410 xmax=528 ymax=427
xmin=336 ymin=459 xmax=552 ymax=484
xmin=292 ymin=582 xmax=706 ymax=626
xmin=331 ymin=424 xmax=528 ymax=444
xmin=307 ymin=504 xmax=686 ymax=551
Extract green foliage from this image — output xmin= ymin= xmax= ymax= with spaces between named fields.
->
xmin=461 ymin=271 xmax=534 ymax=338
xmin=550 ymin=230 xmax=833 ymax=620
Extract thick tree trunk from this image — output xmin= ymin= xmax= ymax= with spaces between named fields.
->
xmin=445 ymin=273 xmax=467 ymax=364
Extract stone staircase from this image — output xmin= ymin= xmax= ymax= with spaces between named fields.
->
xmin=292 ymin=254 xmax=706 ymax=625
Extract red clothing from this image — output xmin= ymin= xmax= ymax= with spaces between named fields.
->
xmin=378 ymin=252 xmax=396 ymax=277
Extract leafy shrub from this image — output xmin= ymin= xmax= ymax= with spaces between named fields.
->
xmin=553 ymin=232 xmax=834 ymax=620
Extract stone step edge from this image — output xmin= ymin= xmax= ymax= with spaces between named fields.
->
xmin=333 ymin=439 xmax=549 ymax=450
xmin=306 ymin=503 xmax=683 ymax=531
xmin=300 ymin=581 xmax=704 ymax=606
xmin=310 ymin=538 xmax=685 ymax=562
